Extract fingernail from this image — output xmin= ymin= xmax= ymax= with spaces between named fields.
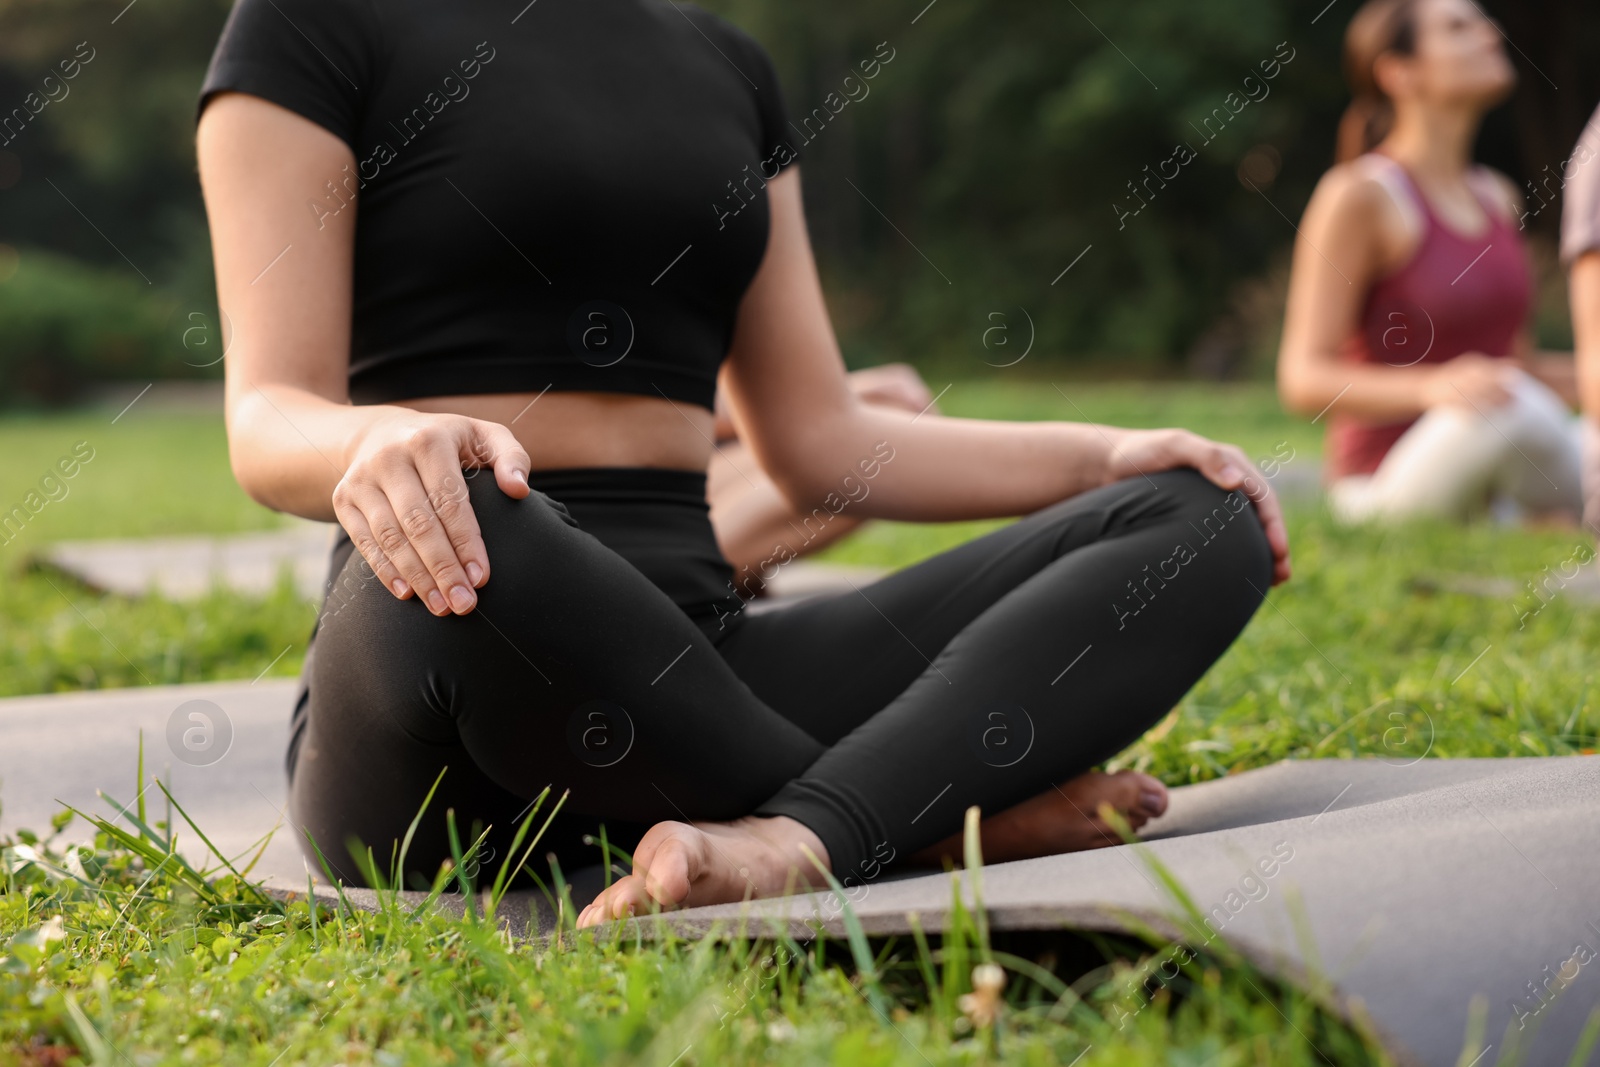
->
xmin=1140 ymin=789 xmax=1166 ymax=815
xmin=392 ymin=579 xmax=409 ymax=598
xmin=449 ymin=585 xmax=476 ymax=613
xmin=1220 ymin=464 xmax=1244 ymax=483
xmin=426 ymin=590 xmax=447 ymax=614
xmin=466 ymin=562 xmax=484 ymax=586
xmin=511 ymin=469 xmax=528 ymax=488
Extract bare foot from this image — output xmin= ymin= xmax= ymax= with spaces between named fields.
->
xmin=576 ymin=815 xmax=828 ymax=928
xmin=910 ymin=769 xmax=1168 ymax=866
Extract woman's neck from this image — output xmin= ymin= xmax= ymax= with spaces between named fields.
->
xmin=1379 ymin=101 xmax=1482 ymax=184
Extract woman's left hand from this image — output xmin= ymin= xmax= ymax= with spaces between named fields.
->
xmin=1103 ymin=428 xmax=1292 ymax=586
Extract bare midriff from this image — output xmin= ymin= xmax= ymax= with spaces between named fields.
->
xmin=396 ymin=391 xmax=715 ymax=472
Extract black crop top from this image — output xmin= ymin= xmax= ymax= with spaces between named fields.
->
xmin=198 ymin=0 xmax=800 ymax=410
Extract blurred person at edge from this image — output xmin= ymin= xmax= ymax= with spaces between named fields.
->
xmin=1276 ymin=0 xmax=1585 ymax=525
xmin=1560 ymin=101 xmax=1600 ymax=536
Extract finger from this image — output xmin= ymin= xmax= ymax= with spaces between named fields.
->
xmin=331 ymin=496 xmax=411 ymax=600
xmin=349 ymin=488 xmax=449 ymax=613
xmin=1236 ymin=465 xmax=1292 ymax=585
xmin=416 ymin=450 xmax=490 ymax=590
xmin=384 ymin=469 xmax=480 ymax=615
xmin=471 ymin=420 xmax=532 ymax=500
xmin=1194 ymin=442 xmax=1249 ymax=491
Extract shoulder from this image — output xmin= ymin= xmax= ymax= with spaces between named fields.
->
xmin=1304 ymin=157 xmax=1408 ymax=228
xmin=200 ymin=0 xmax=383 ymax=151
xmin=213 ymin=0 xmax=381 ymax=47
xmin=667 ymin=3 xmax=778 ymax=80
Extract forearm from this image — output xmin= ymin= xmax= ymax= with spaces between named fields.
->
xmin=1279 ymin=354 xmax=1434 ymax=423
xmin=226 ymin=382 xmax=394 ymax=521
xmin=1572 ymin=255 xmax=1600 ymax=420
xmin=767 ymin=401 xmax=1117 ymax=523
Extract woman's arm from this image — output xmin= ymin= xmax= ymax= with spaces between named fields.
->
xmin=198 ymin=93 xmax=530 ymax=615
xmin=720 ymin=168 xmax=1290 ymax=583
xmin=1572 ymin=252 xmax=1600 ymax=534
xmin=1574 ymin=254 xmax=1600 ymax=418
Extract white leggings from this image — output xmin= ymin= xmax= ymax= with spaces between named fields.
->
xmin=1328 ymin=370 xmax=1588 ymax=525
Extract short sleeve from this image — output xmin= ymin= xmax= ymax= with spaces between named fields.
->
xmin=745 ymin=37 xmax=801 ymax=171
xmin=713 ymin=21 xmax=801 ymax=172
xmin=1561 ymin=100 xmax=1600 ymax=267
xmin=197 ymin=0 xmax=379 ymax=153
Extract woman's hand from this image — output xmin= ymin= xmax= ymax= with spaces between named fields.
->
xmin=1421 ymin=352 xmax=1521 ymax=410
xmin=1103 ymin=428 xmax=1292 ymax=586
xmin=332 ymin=411 xmax=533 ymax=615
xmin=846 ymin=362 xmax=938 ymax=415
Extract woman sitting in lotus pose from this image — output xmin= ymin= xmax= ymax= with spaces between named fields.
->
xmin=195 ymin=0 xmax=1286 ymax=924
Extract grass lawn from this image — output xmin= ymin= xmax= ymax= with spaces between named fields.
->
xmin=1 ymin=380 xmax=1596 ymax=1064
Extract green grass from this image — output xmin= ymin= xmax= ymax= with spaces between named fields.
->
xmin=0 ymin=410 xmax=282 ymax=556
xmin=0 ymin=806 xmax=1399 ymax=1067
xmin=0 ymin=571 xmax=311 ymax=696
xmin=1 ymin=382 xmax=1597 ymax=1064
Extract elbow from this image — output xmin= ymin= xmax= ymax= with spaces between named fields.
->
xmin=223 ymin=398 xmax=288 ymax=511
xmin=765 ymin=462 xmax=835 ymax=514
xmin=1276 ymin=364 xmax=1320 ymax=418
xmin=227 ymin=441 xmax=279 ymax=511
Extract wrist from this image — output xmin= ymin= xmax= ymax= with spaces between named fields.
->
xmin=1087 ymin=423 xmax=1126 ymax=489
xmin=339 ymin=403 xmax=410 ymax=471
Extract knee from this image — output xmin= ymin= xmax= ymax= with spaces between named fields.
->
xmin=463 ymin=473 xmax=579 ymax=549
xmin=1153 ymin=468 xmax=1274 ymax=582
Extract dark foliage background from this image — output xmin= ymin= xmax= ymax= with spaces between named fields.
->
xmin=0 ymin=0 xmax=1596 ymax=402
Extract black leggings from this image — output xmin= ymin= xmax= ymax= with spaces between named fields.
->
xmin=289 ymin=466 xmax=1272 ymax=888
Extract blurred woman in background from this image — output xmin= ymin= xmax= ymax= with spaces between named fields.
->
xmin=1277 ymin=0 xmax=1584 ymax=525
xmin=1560 ymin=101 xmax=1600 ymax=536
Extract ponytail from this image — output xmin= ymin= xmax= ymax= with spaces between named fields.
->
xmin=1336 ymin=0 xmax=1419 ymax=163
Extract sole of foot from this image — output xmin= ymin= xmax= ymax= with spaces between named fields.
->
xmin=576 ymin=815 xmax=825 ymax=929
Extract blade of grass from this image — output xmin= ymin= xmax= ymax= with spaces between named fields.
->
xmin=798 ymin=842 xmax=890 ymax=1017
xmin=496 ymin=789 xmax=570 ymax=912
xmin=961 ymin=804 xmax=992 ymax=963
xmin=1565 ymin=1007 xmax=1600 ymax=1067
xmin=301 ymin=826 xmax=355 ymax=933
xmin=135 ymin=732 xmax=146 ymax=830
xmin=71 ymin=805 xmax=216 ymax=904
xmin=150 ymin=780 xmax=278 ymax=909
xmin=394 ymin=766 xmax=448 ymax=891
xmin=488 ymin=786 xmax=551 ymax=913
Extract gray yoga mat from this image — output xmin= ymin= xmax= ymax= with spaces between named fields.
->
xmin=2 ymin=680 xmax=1596 ymax=1067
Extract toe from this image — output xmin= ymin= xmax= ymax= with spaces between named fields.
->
xmin=1132 ymin=772 xmax=1168 ymax=818
xmin=605 ymin=875 xmax=653 ymax=921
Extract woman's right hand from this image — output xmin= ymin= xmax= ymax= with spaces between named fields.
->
xmin=1422 ymin=353 xmax=1520 ymax=411
xmin=332 ymin=411 xmax=532 ymax=615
